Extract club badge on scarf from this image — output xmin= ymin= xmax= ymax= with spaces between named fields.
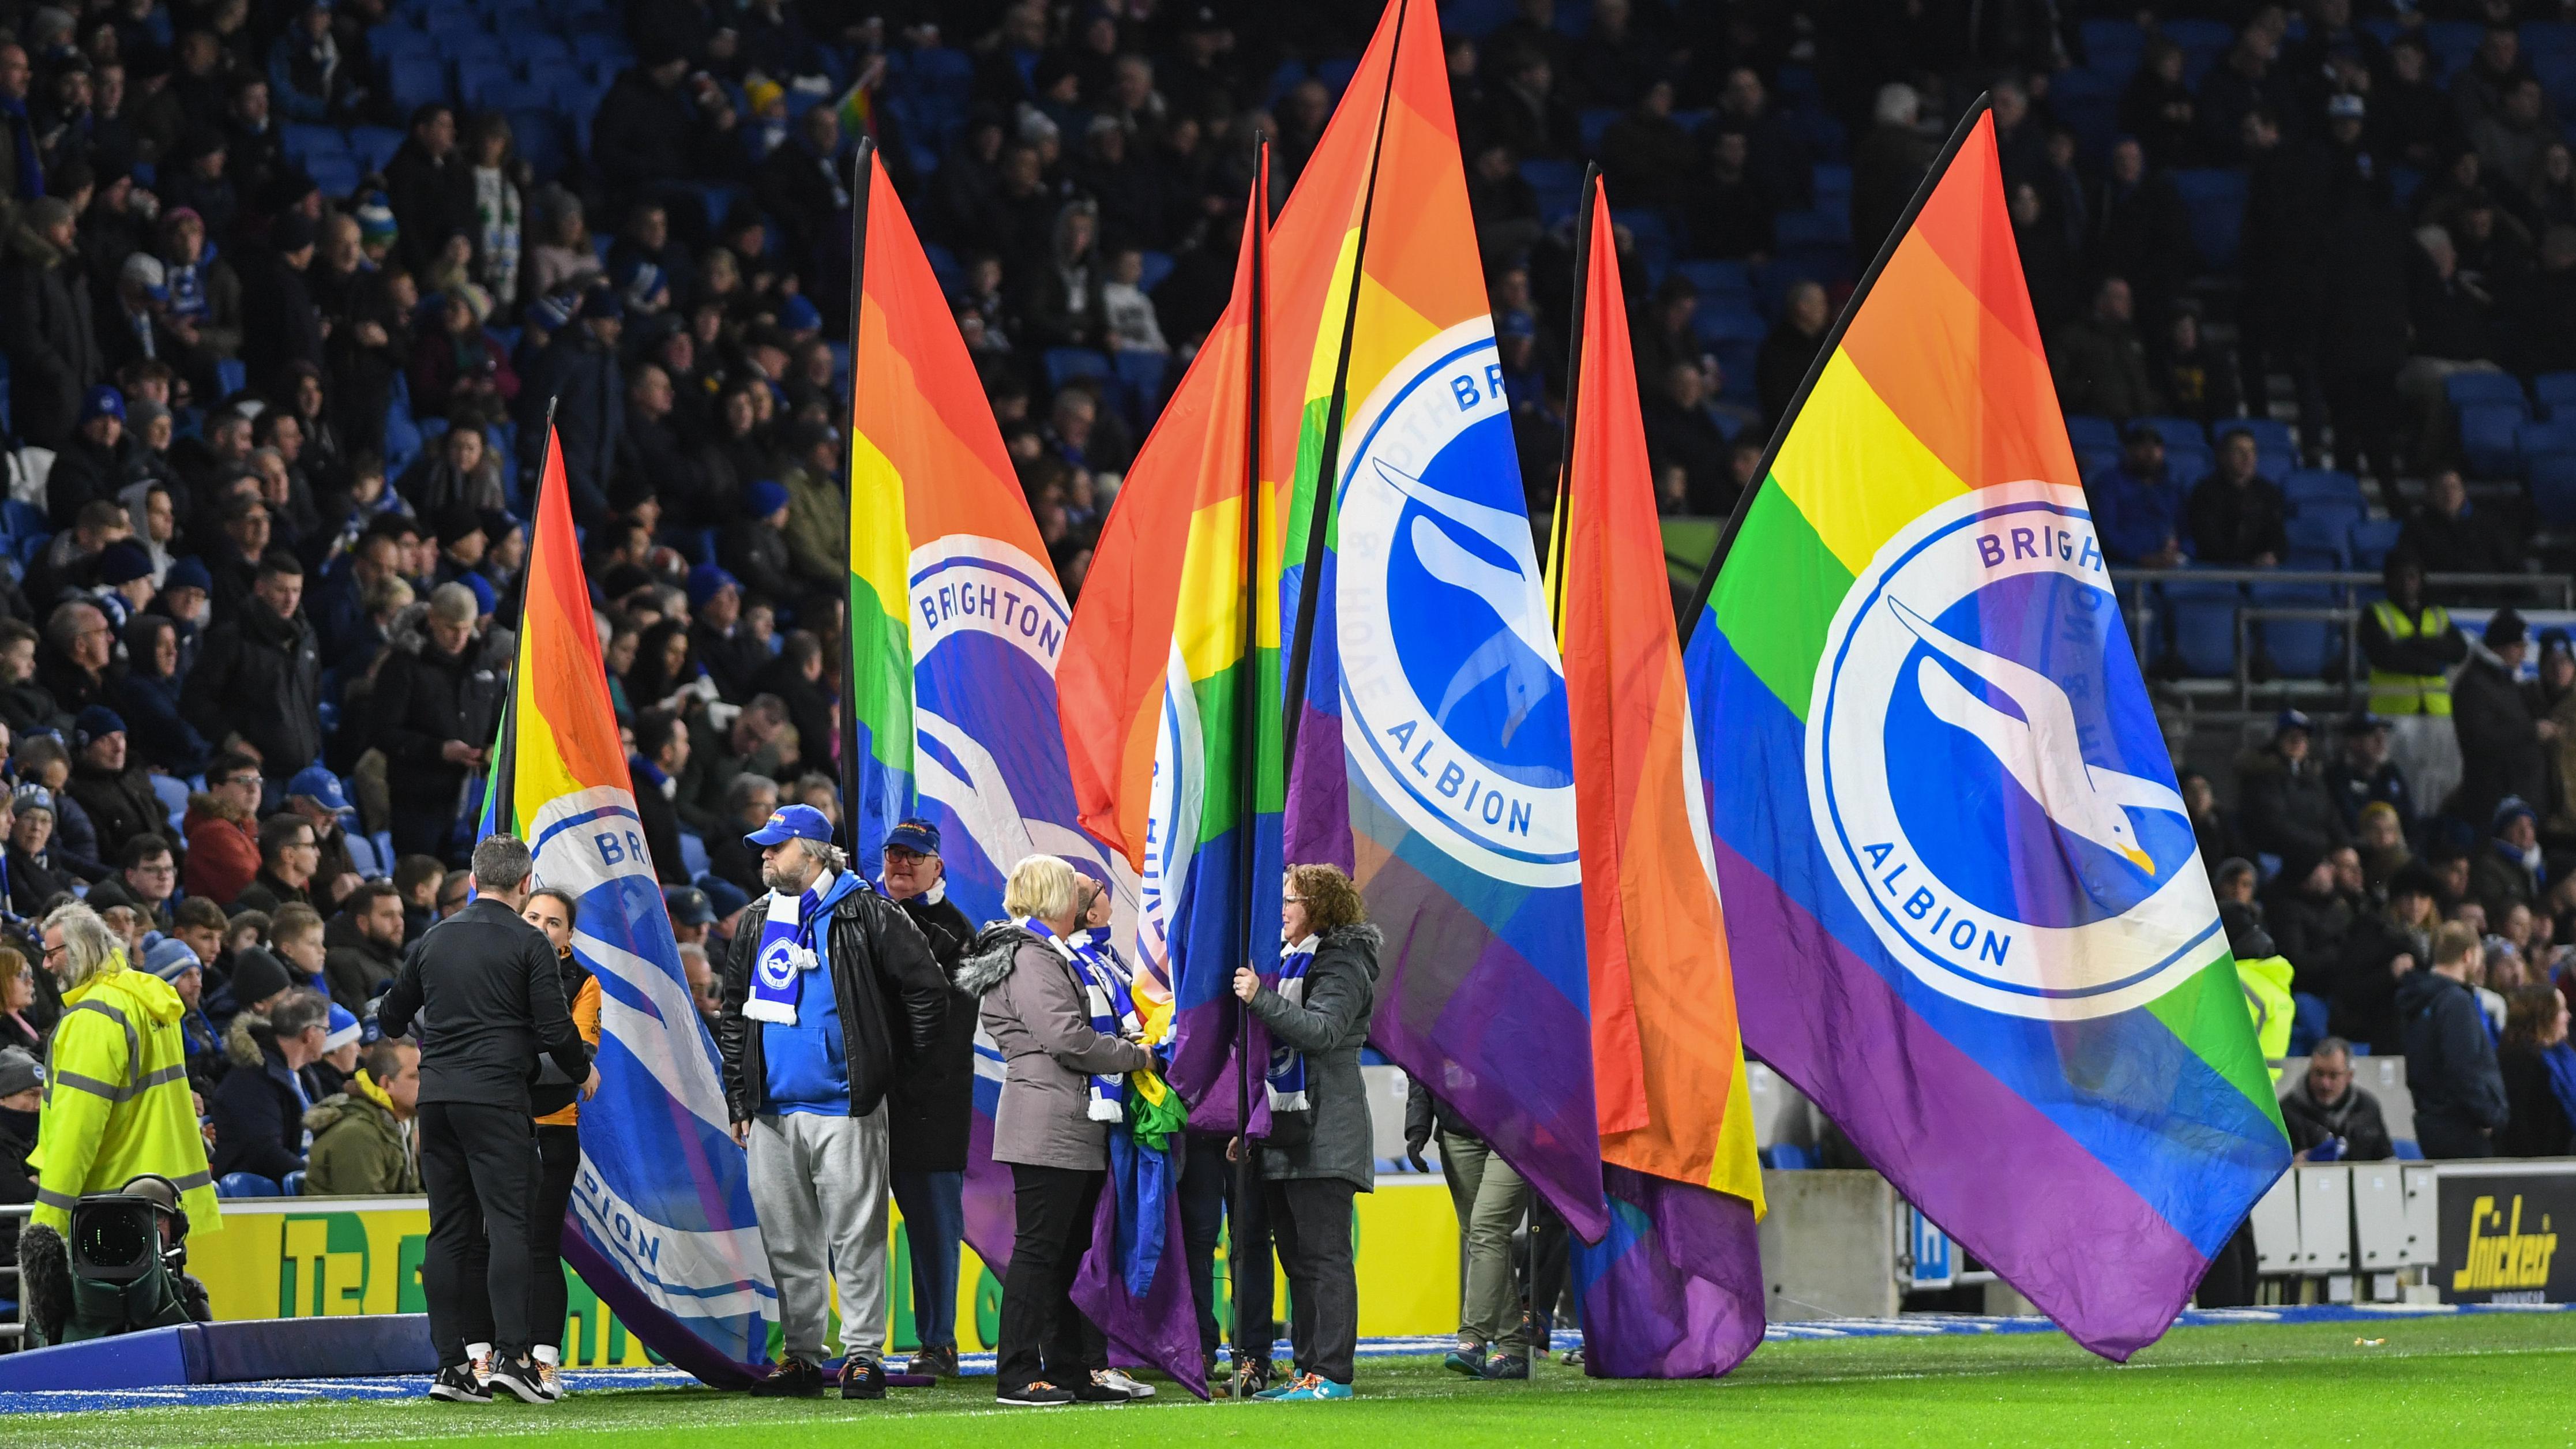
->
xmin=743 ymin=876 xmax=862 ymax=1023
xmin=1266 ymin=936 xmax=1317 ymax=1113
xmin=1024 ymin=918 xmax=1141 ymax=1121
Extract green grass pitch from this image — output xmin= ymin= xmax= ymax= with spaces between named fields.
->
xmin=10 ymin=1314 xmax=2574 ymax=1448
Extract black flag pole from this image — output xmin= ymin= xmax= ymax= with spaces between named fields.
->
xmin=486 ymin=393 xmax=557 ymax=842
xmin=836 ymin=136 xmax=876 ymax=861
xmin=1230 ymin=132 xmax=1270 ymax=1385
xmin=1676 ymin=93 xmax=1996 ymax=645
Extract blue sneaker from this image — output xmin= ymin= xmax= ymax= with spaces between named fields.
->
xmin=1265 ymin=1373 xmax=1353 ymax=1401
xmin=1441 ymin=1338 xmax=1486 ymax=1376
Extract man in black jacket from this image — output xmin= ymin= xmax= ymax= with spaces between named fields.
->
xmin=2278 ymin=1037 xmax=2397 ymax=1162
xmin=628 ymin=709 xmax=692 ymax=886
xmin=182 ymin=550 xmax=322 ymax=782
xmin=877 ymin=819 xmax=975 ymax=1380
xmin=377 ymin=834 xmax=592 ymax=1405
xmin=716 ymin=805 xmax=944 ymax=1401
xmin=2454 ymin=609 xmax=2549 ymax=835
xmin=205 ymin=989 xmax=331 ymax=1183
xmin=2238 ymin=711 xmax=2348 ymax=865
xmin=2400 ymin=920 xmax=2511 ymax=1158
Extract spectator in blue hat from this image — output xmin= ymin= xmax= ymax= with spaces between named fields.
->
xmin=143 ymin=932 xmax=226 ymax=1092
xmin=878 ymin=817 xmax=977 ymax=1379
xmin=2326 ymin=712 xmax=2413 ymax=842
xmin=42 ymin=385 xmax=129 ymax=530
xmin=2474 ymin=796 xmax=2546 ymax=926
xmin=688 ymin=565 xmax=765 ymax=703
xmin=2086 ymin=423 xmax=2188 ymax=568
xmin=64 ymin=703 xmax=168 ymax=862
xmin=286 ymin=764 xmax=364 ymax=900
xmin=309 ymin=1001 xmax=364 ymax=1098
xmin=723 ymin=478 xmax=797 ymax=608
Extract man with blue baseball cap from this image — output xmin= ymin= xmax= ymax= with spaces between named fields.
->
xmin=286 ymin=764 xmax=363 ymax=901
xmin=717 ymin=804 xmax=947 ymax=1401
xmin=65 ymin=704 xmax=170 ymax=862
xmin=877 ymin=818 xmax=976 ymax=1378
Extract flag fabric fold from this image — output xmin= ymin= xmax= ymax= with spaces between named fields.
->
xmin=1267 ymin=0 xmax=1606 ymax=1241
xmin=838 ymin=142 xmax=1197 ymax=1395
xmin=1058 ymin=150 xmax=1282 ymax=1136
xmin=1678 ymin=104 xmax=2292 ymax=1362
xmin=493 ymin=425 xmax=778 ymax=1386
xmin=1550 ymin=178 xmax=1766 ymax=1379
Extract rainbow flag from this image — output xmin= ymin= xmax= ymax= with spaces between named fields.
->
xmin=1268 ymin=0 xmax=1604 ymax=1239
xmin=837 ymin=142 xmax=1197 ymax=1392
xmin=1058 ymin=149 xmax=1283 ymax=1132
xmin=1549 ymin=179 xmax=1765 ymax=1378
xmin=488 ymin=426 xmax=778 ymax=1384
xmin=1679 ymin=106 xmax=2290 ymax=1360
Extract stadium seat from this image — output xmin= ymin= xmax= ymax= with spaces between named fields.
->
xmin=283 ymin=1170 xmax=308 ymax=1197
xmin=386 ymin=54 xmax=446 ymax=115
xmin=505 ymin=110 xmax=566 ymax=181
xmin=1761 ymin=1143 xmax=1814 ymax=1170
xmin=2443 ymin=370 xmax=2529 ymax=412
xmin=1136 ymin=249 xmax=1174 ymax=293
xmin=1043 ymin=346 xmax=1111 ymax=392
xmin=2517 ymin=415 xmax=2576 ymax=463
xmin=2537 ymin=370 xmax=2576 ymax=418
xmin=2136 ymin=415 xmax=2207 ymax=450
xmin=0 ymin=500 xmax=44 ymax=540
xmin=281 ymin=123 xmax=345 ymax=166
xmin=2166 ymin=169 xmax=2247 ymax=271
xmin=1693 ymin=302 xmax=1766 ymax=346
xmin=2228 ymin=416 xmax=2296 ymax=456
xmin=1446 ymin=0 xmax=1516 ymax=37
xmin=345 ymin=831 xmax=383 ymax=878
xmin=1675 ymin=258 xmax=1750 ymax=299
xmin=2284 ymin=515 xmax=2349 ymax=567
xmin=2393 ymin=1139 xmax=2424 ymax=1159
xmin=2249 ymin=583 xmax=2337 ymax=678
xmin=2079 ymin=17 xmax=2145 ymax=77
xmin=2161 ymin=579 xmax=2243 ymax=678
xmin=215 ymin=359 xmax=247 ymax=398
xmin=305 ymin=153 xmax=361 ymax=197
xmin=2064 ymin=414 xmax=2120 ymax=452
xmin=1114 ymin=348 xmax=1168 ymax=431
xmin=1579 ymin=106 xmax=1620 ymax=151
xmin=150 ymin=773 xmax=190 ymax=831
xmin=2458 ymin=401 xmax=2526 ymax=476
xmin=348 ymin=126 xmax=405 ymax=174
xmin=2348 ymin=517 xmax=2403 ymax=569
xmin=216 ymin=1172 xmax=283 ymax=1199
xmin=2288 ymin=992 xmax=2330 ymax=1058
xmin=1772 ymin=209 xmax=1849 ymax=248
xmin=2529 ymin=453 xmax=2576 ymax=525
xmin=678 ymin=830 xmax=710 ymax=880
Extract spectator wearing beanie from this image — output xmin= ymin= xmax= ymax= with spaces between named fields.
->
xmin=64 ymin=705 xmax=168 ymax=862
xmin=43 ymin=385 xmax=131 ymax=530
xmin=722 ymin=479 xmax=797 ymax=607
xmin=226 ymin=942 xmax=299 ymax=1022
xmin=185 ymin=752 xmax=265 ymax=906
xmin=146 ymin=932 xmax=227 ymax=1093
xmin=3 ymin=785 xmax=67 ymax=917
xmin=369 ymin=581 xmax=508 ymax=861
xmin=688 ymin=566 xmax=764 ymax=703
xmin=309 ymin=1003 xmax=363 ymax=1099
xmin=242 ymin=209 xmax=325 ymax=388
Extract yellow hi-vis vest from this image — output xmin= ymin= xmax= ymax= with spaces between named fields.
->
xmin=29 ymin=960 xmax=222 ymax=1237
xmin=2368 ymin=600 xmax=2453 ymax=717
xmin=2237 ymin=954 xmax=2296 ymax=1084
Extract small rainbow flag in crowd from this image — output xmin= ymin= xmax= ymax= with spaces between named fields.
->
xmin=1679 ymin=104 xmax=2291 ymax=1360
xmin=485 ymin=423 xmax=778 ymax=1384
xmin=1549 ymin=177 xmax=1766 ymax=1379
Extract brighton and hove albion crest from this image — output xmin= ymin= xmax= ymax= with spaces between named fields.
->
xmin=1808 ymin=481 xmax=2220 ymax=1020
xmin=1336 ymin=321 xmax=1578 ymax=888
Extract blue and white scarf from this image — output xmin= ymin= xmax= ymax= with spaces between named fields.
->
xmin=1265 ymin=935 xmax=1319 ymax=1113
xmin=165 ymin=242 xmax=215 ymax=322
xmin=742 ymin=869 xmax=863 ymax=1024
xmin=1024 ymin=917 xmax=1137 ymax=1123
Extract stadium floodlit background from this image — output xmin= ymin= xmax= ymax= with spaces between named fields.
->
xmin=1 ymin=0 xmax=2575 ymax=1435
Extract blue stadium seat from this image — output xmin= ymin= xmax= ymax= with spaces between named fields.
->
xmin=1675 ymin=258 xmax=1750 ymax=299
xmin=1044 ymin=347 xmax=1111 ymax=393
xmin=521 ymin=55 xmax=584 ymax=97
xmin=281 ymin=123 xmax=346 ymax=165
xmin=513 ymin=33 xmax=572 ymax=65
xmin=305 ymin=153 xmax=361 ymax=197
xmin=1693 ymin=302 xmax=1767 ymax=346
xmin=283 ymin=1169 xmax=309 ymax=1196
xmin=2048 ymin=67 xmax=2123 ymax=157
xmin=1615 ymin=207 xmax=1675 ymax=273
xmin=2538 ymin=371 xmax=2576 ymax=418
xmin=1 ymin=500 xmax=44 ymax=540
xmin=2444 ymin=370 xmax=2529 ymax=412
xmin=2284 ymin=515 xmax=2349 ymax=567
xmin=1114 ymin=348 xmax=1167 ymax=422
xmin=2288 ymin=992 xmax=2330 ymax=1058
xmin=2251 ymin=583 xmax=2337 ymax=678
xmin=572 ymin=33 xmax=632 ymax=66
xmin=678 ymin=831 xmax=709 ymax=880
xmin=1772 ymin=209 xmax=1849 ymax=247
xmin=2138 ymin=415 xmax=2208 ymax=450
xmin=2228 ymin=416 xmax=2296 ymax=455
xmin=2282 ymin=468 xmax=2364 ymax=509
xmin=2162 ymin=579 xmax=2243 ymax=678
xmin=1520 ymin=158 xmax=1583 ymax=225
xmin=1136 ymin=249 xmax=1174 ymax=293
xmin=1579 ymin=106 xmax=1620 ymax=151
xmin=215 ymin=359 xmax=246 ymax=398
xmin=2167 ymin=168 xmax=2247 ymax=271
xmin=2079 ymin=17 xmax=2146 ymax=77
xmin=2393 ymin=1139 xmax=2425 ymax=1159
xmin=2065 ymin=414 xmax=2120 ymax=452
xmin=216 ymin=1172 xmax=283 ymax=1199
xmin=1446 ymin=0 xmax=1516 ymax=37
xmin=348 ymin=125 xmax=405 ymax=173
xmin=505 ymin=110 xmax=566 ymax=181
xmin=386 ymin=54 xmax=446 ymax=115
xmin=1761 ymin=1143 xmax=1814 ymax=1170
xmin=2517 ymin=416 xmax=2576 ymax=462
xmin=2529 ymin=453 xmax=2576 ymax=525
xmin=2349 ymin=517 xmax=2403 ymax=569
xmin=1263 ymin=58 xmax=1307 ymax=104
xmin=150 ymin=773 xmax=190 ymax=831
xmin=2459 ymin=401 xmax=2526 ymax=476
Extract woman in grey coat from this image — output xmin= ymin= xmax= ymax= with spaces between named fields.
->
xmin=958 ymin=854 xmax=1152 ymax=1409
xmin=1230 ymin=863 xmax=1381 ymax=1401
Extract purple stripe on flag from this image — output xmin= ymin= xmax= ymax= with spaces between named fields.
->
xmin=1364 ymin=849 xmax=1608 ymax=1242
xmin=1571 ymin=1166 xmax=1764 ymax=1379
xmin=1283 ymin=699 xmax=1351 ymax=872
xmin=964 ymin=1106 xmax=1015 ymax=1279
xmin=1071 ymin=1181 xmax=1210 ymax=1398
xmin=1165 ymin=1024 xmax=1272 ymax=1138
xmin=1713 ymin=835 xmax=2210 ymax=1361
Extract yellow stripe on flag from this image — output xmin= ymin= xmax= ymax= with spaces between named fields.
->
xmin=1768 ymin=350 xmax=1971 ymax=577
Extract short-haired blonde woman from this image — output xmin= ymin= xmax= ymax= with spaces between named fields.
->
xmin=1229 ymin=864 xmax=1380 ymax=1401
xmin=960 ymin=854 xmax=1154 ymax=1408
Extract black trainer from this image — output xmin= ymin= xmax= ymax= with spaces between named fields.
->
xmin=840 ymin=1356 xmax=887 ymax=1401
xmin=905 ymin=1344 xmax=960 ymax=1379
xmin=996 ymin=1380 xmax=1077 ymax=1407
xmin=1068 ymin=1377 xmax=1133 ymax=1403
xmin=429 ymin=1364 xmax=491 ymax=1403
xmin=486 ymin=1357 xmax=553 ymax=1404
xmin=749 ymin=1358 xmax=826 ymax=1398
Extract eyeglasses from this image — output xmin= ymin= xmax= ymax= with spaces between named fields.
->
xmin=132 ymin=863 xmax=174 ymax=876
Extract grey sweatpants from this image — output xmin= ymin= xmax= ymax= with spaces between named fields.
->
xmin=1440 ymin=1131 xmax=1533 ymax=1349
xmin=747 ymin=1106 xmax=891 ymax=1362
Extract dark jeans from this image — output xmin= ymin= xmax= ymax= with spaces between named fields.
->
xmin=528 ymin=1124 xmax=581 ymax=1353
xmin=2195 ymin=1218 xmax=2260 ymax=1307
xmin=1263 ymin=1176 xmax=1357 ymax=1386
xmin=891 ymin=1168 xmax=965 ymax=1352
xmin=996 ymin=1163 xmax=1107 ymax=1392
xmin=2418 ymin=1114 xmax=2499 ymax=1160
xmin=1226 ymin=1146 xmax=1276 ymax=1362
xmin=419 ymin=1101 xmax=538 ymax=1366
xmin=1177 ymin=1131 xmax=1227 ymax=1358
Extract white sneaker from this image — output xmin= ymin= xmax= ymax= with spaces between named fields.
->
xmin=536 ymin=1362 xmax=564 ymax=1401
xmin=470 ymin=1351 xmax=494 ymax=1386
xmin=1092 ymin=1368 xmax=1156 ymax=1399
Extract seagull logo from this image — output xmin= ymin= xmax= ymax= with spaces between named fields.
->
xmin=1888 ymin=596 xmax=2184 ymax=873
xmin=1377 ymin=459 xmax=1555 ymax=745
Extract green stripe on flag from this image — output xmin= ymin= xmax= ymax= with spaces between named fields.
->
xmin=2145 ymin=954 xmax=2292 ymax=1135
xmin=847 ymin=570 xmax=914 ymax=771
xmin=1707 ymin=482 xmax=1855 ymax=723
